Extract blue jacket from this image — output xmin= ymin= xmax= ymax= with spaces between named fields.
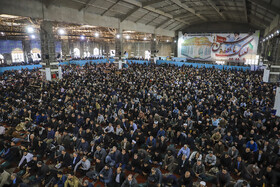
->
xmin=55 ymin=175 xmax=67 ymax=187
xmin=246 ymin=141 xmax=258 ymax=152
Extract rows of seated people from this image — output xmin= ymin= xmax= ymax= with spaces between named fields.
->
xmin=0 ymin=63 xmax=279 ymax=187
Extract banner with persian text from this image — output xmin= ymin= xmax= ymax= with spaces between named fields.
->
xmin=178 ymin=31 xmax=260 ymax=63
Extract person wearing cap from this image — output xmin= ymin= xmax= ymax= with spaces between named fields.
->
xmin=205 ymin=151 xmax=217 ymax=167
xmin=199 ymin=181 xmax=206 ymax=187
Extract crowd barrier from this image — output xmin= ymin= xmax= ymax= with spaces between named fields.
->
xmin=0 ymin=64 xmax=42 ymax=74
xmin=156 ymin=60 xmax=251 ymax=71
xmin=126 ymin=60 xmax=151 ymax=64
xmin=59 ymin=59 xmax=108 ymax=66
xmin=0 ymin=59 xmax=252 ymax=74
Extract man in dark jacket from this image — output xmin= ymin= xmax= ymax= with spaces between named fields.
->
xmin=121 ymin=174 xmax=138 ymax=187
xmin=216 ymin=168 xmax=231 ymax=187
xmin=109 ymin=167 xmax=125 ymax=187
xmin=147 ymin=167 xmax=162 ymax=187
xmin=57 ymin=150 xmax=72 ymax=168
xmin=179 ymin=171 xmax=193 ymax=187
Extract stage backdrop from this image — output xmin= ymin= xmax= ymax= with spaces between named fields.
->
xmin=178 ymin=31 xmax=260 ymax=63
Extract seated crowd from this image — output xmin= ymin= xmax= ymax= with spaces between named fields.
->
xmin=0 ymin=62 xmax=279 ymax=187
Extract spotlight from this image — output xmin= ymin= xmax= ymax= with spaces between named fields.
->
xmin=174 ymin=40 xmax=177 ymax=43
xmin=30 ymin=34 xmax=36 ymax=39
xmin=116 ymin=34 xmax=120 ymax=39
xmin=277 ymin=30 xmax=279 ymax=34
xmin=126 ymin=35 xmax=130 ymax=39
xmin=95 ymin=32 xmax=99 ymax=37
xmin=58 ymin=28 xmax=65 ymax=35
xmin=27 ymin=26 xmax=34 ymax=33
xmin=80 ymin=35 xmax=85 ymax=40
xmin=144 ymin=37 xmax=147 ymax=40
xmin=167 ymin=40 xmax=169 ymax=42
xmin=154 ymin=38 xmax=156 ymax=41
xmin=0 ymin=32 xmax=4 ymax=36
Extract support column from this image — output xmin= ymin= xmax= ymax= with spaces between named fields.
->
xmin=22 ymin=39 xmax=31 ymax=63
xmin=40 ymin=21 xmax=56 ymax=66
xmin=69 ymin=39 xmax=74 ymax=58
xmin=105 ymin=42 xmax=109 ymax=58
xmin=61 ymin=37 xmax=70 ymax=60
xmin=151 ymin=34 xmax=157 ymax=61
xmin=40 ymin=21 xmax=57 ymax=80
xmin=115 ymin=28 xmax=123 ymax=60
xmin=80 ymin=41 xmax=85 ymax=58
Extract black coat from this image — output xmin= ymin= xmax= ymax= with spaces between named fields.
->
xmin=59 ymin=152 xmax=72 ymax=167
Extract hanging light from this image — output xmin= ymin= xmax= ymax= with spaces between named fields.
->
xmin=80 ymin=35 xmax=85 ymax=40
xmin=126 ymin=35 xmax=130 ymax=39
xmin=58 ymin=28 xmax=65 ymax=35
xmin=26 ymin=26 xmax=34 ymax=33
xmin=30 ymin=34 xmax=36 ymax=39
xmin=95 ymin=32 xmax=99 ymax=37
xmin=144 ymin=37 xmax=147 ymax=40
xmin=116 ymin=34 xmax=120 ymax=39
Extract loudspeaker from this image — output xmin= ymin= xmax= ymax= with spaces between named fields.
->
xmin=37 ymin=54 xmax=41 ymax=58
xmin=57 ymin=54 xmax=61 ymax=58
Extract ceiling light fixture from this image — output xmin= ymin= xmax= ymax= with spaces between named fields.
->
xmin=30 ymin=34 xmax=36 ymax=39
xmin=26 ymin=26 xmax=34 ymax=33
xmin=95 ymin=32 xmax=99 ymax=37
xmin=126 ymin=35 xmax=130 ymax=39
xmin=80 ymin=35 xmax=85 ymax=40
xmin=58 ymin=28 xmax=65 ymax=35
xmin=116 ymin=34 xmax=120 ymax=39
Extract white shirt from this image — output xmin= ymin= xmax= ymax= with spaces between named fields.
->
xmin=18 ymin=153 xmax=33 ymax=167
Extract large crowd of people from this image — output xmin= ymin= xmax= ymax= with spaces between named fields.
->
xmin=0 ymin=62 xmax=279 ymax=187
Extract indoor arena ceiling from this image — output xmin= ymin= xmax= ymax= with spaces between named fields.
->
xmin=0 ymin=0 xmax=279 ymax=40
xmin=43 ymin=0 xmax=280 ymax=31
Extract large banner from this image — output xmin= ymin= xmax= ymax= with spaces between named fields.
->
xmin=178 ymin=31 xmax=260 ymax=62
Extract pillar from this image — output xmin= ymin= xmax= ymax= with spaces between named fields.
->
xmin=61 ymin=37 xmax=70 ymax=60
xmin=22 ymin=39 xmax=31 ymax=63
xmin=69 ymin=39 xmax=74 ymax=57
xmin=40 ymin=21 xmax=57 ymax=80
xmin=80 ymin=41 xmax=85 ymax=58
xmin=105 ymin=42 xmax=109 ymax=58
xmin=151 ymin=34 xmax=157 ymax=61
xmin=115 ymin=30 xmax=122 ymax=59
